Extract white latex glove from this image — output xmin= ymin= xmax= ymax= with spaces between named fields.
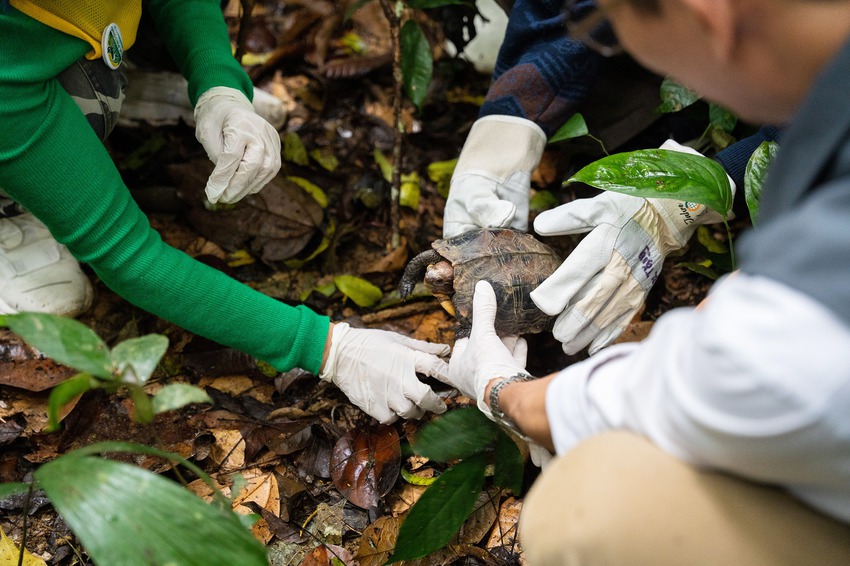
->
xmin=319 ymin=323 xmax=450 ymax=424
xmin=448 ymin=281 xmax=529 ymax=418
xmin=194 ymin=86 xmax=282 ymax=204
xmin=443 ymin=116 xmax=547 ymax=237
xmin=531 ymin=139 xmax=735 ymax=355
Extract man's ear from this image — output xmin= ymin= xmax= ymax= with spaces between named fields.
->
xmin=679 ymin=0 xmax=736 ymax=61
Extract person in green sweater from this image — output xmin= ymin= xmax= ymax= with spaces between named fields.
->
xmin=0 ymin=0 xmax=450 ymax=424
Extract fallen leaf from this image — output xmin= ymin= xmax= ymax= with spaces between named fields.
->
xmin=330 ymin=426 xmax=401 ymax=509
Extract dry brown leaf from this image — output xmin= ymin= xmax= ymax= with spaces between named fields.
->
xmin=198 ymin=375 xmax=255 ymax=396
xmin=485 ymin=496 xmax=523 ymax=550
xmin=210 ymin=429 xmax=246 ymax=471
xmin=355 ymin=515 xmax=401 ymax=566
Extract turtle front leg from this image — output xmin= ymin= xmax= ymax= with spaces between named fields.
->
xmin=399 ymin=249 xmax=442 ymax=300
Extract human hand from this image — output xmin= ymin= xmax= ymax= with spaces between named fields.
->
xmin=319 ymin=323 xmax=450 ymax=424
xmin=448 ymin=281 xmax=529 ymax=418
xmin=443 ymin=116 xmax=547 ymax=237
xmin=531 ymin=139 xmax=735 ymax=355
xmin=194 ymin=86 xmax=282 ymax=204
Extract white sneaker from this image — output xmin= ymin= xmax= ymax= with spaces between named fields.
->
xmin=0 ymin=212 xmax=93 ymax=317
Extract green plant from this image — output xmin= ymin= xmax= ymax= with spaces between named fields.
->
xmin=549 ymin=112 xmax=608 ymax=155
xmin=0 ymin=312 xmax=211 ymax=430
xmin=388 ymin=407 xmax=525 ymax=562
xmin=0 ymin=313 xmax=267 ymax=565
xmin=567 ymin=148 xmax=737 ymax=266
xmin=744 ymin=140 xmax=780 ymax=225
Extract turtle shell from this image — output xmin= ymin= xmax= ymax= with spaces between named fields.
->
xmin=433 ymin=229 xmax=561 ymax=336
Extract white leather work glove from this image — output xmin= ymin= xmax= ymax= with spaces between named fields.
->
xmin=443 ymin=116 xmax=547 ymax=237
xmin=319 ymin=323 xmax=450 ymax=424
xmin=194 ymin=86 xmax=282 ymax=204
xmin=531 ymin=139 xmax=735 ymax=355
xmin=448 ymin=281 xmax=529 ymax=418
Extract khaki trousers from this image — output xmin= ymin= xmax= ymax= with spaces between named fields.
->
xmin=520 ymin=432 xmax=850 ymax=565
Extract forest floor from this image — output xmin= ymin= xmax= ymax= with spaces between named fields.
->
xmin=0 ymin=2 xmax=737 ymax=564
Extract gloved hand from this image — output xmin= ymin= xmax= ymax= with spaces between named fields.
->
xmin=319 ymin=322 xmax=450 ymax=424
xmin=443 ymin=116 xmax=547 ymax=237
xmin=531 ymin=139 xmax=735 ymax=355
xmin=194 ymin=86 xmax=282 ymax=204
xmin=448 ymin=281 xmax=529 ymax=418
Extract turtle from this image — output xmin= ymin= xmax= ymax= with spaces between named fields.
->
xmin=398 ymin=229 xmax=562 ymax=338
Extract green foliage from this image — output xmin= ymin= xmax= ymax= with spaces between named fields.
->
xmin=400 ymin=20 xmax=432 ymax=110
xmin=549 ymin=113 xmax=589 ymax=143
xmin=391 ymin=408 xmax=525 ymax=562
xmin=333 ymin=274 xmax=383 ymax=307
xmin=744 ymin=141 xmax=780 ymax=225
xmin=657 ymin=78 xmax=700 ymax=113
xmin=0 ymin=313 xmax=211 ymax=431
xmin=567 ymin=149 xmax=733 ymax=217
xmin=30 ymin=442 xmax=267 ymax=566
xmin=426 ymin=158 xmax=457 ymax=198
xmin=283 ymin=131 xmax=309 ymax=166
xmin=388 ymin=453 xmax=487 ymax=563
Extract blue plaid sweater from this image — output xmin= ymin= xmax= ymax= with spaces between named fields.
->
xmin=478 ymin=0 xmax=781 ymax=189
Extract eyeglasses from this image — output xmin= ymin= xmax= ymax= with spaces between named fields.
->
xmin=565 ymin=0 xmax=624 ymax=57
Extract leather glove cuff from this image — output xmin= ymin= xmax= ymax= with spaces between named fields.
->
xmin=454 ymin=116 xmax=547 ymax=180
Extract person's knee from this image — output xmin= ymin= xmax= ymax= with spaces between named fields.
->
xmin=519 ymin=432 xmax=653 ymax=565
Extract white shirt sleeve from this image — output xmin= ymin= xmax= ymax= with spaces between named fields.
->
xmin=545 ymin=272 xmax=850 ymax=522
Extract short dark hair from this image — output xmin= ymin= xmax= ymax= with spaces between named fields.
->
xmin=629 ymin=0 xmax=661 ymax=14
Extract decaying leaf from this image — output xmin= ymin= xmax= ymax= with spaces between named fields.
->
xmin=170 ymin=160 xmax=324 ymax=264
xmin=0 ymin=330 xmax=78 ymax=392
xmin=299 ymin=544 xmax=355 ymax=566
xmin=355 ymin=515 xmax=401 ymax=566
xmin=330 ymin=425 xmax=401 ymax=509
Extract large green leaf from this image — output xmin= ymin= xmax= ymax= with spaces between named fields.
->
xmin=35 ymin=454 xmax=267 ymax=566
xmin=388 ymin=453 xmax=487 ymax=563
xmin=657 ymin=78 xmax=700 ymax=113
xmin=549 ymin=113 xmax=589 ymax=144
xmin=568 ymin=149 xmax=733 ymax=216
xmin=492 ymin=431 xmax=524 ymax=495
xmin=3 ymin=313 xmax=113 ymax=379
xmin=401 ymin=20 xmax=432 ymax=110
xmin=744 ymin=141 xmax=780 ymax=226
xmin=412 ymin=407 xmax=498 ymax=462
xmin=111 ymin=334 xmax=168 ymax=385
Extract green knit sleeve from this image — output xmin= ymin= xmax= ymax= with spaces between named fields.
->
xmin=143 ymin=0 xmax=253 ymax=104
xmin=0 ymin=9 xmax=329 ymax=373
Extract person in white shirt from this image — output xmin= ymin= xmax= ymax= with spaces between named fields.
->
xmin=445 ymin=0 xmax=850 ymax=563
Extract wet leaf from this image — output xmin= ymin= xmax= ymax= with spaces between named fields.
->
xmin=426 ymin=158 xmax=457 ymax=198
xmin=284 ymin=131 xmax=309 ymax=166
xmin=549 ymin=113 xmax=588 ymax=144
xmin=288 ymin=176 xmax=329 ymax=208
xmin=111 ymin=334 xmax=169 ymax=384
xmin=401 ymin=20 xmax=432 ymax=110
xmin=413 ymin=407 xmax=498 ymax=462
xmin=152 ymin=383 xmax=213 ymax=414
xmin=568 ymin=149 xmax=733 ymax=217
xmin=330 ymin=425 xmax=401 ymax=509
xmin=656 ymin=78 xmax=700 ymax=113
xmin=35 ymin=454 xmax=267 ymax=566
xmin=310 ymin=148 xmax=340 ymax=172
xmin=400 ymin=172 xmax=421 ymax=209
xmin=744 ymin=141 xmax=779 ymax=225
xmin=374 ymin=149 xmax=392 ymax=183
xmin=3 ymin=313 xmax=113 ymax=380
xmin=388 ymin=453 xmax=488 ymax=563
xmin=333 ymin=275 xmax=383 ymax=307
